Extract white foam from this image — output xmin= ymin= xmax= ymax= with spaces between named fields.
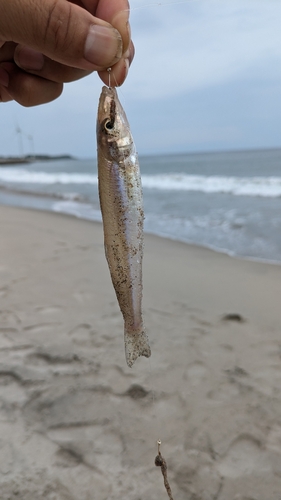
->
xmin=0 ymin=168 xmax=98 ymax=185
xmin=141 ymin=174 xmax=281 ymax=197
xmin=52 ymin=200 xmax=102 ymax=221
xmin=1 ymin=168 xmax=281 ymax=198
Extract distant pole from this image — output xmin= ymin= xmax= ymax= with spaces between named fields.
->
xmin=28 ymin=134 xmax=35 ymax=158
xmin=16 ymin=125 xmax=24 ymax=157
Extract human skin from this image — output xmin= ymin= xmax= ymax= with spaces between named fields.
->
xmin=0 ymin=0 xmax=134 ymax=106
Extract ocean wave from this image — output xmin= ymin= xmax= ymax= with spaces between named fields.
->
xmin=0 ymin=184 xmax=83 ymax=202
xmin=0 ymin=168 xmax=98 ymax=185
xmin=1 ymin=168 xmax=281 ymax=197
xmin=141 ymin=174 xmax=281 ymax=197
xmin=53 ymin=200 xmax=102 ymax=221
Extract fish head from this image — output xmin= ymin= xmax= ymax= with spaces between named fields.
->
xmin=97 ymin=86 xmax=134 ymax=162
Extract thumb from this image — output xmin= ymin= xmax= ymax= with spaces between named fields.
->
xmin=0 ymin=0 xmax=123 ymax=70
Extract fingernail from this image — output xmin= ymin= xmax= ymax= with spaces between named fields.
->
xmin=84 ymin=25 xmax=122 ymax=66
xmin=15 ymin=47 xmax=44 ymax=71
xmin=124 ymin=44 xmax=134 ymax=66
xmin=112 ymin=57 xmax=129 ymax=87
xmin=123 ymin=58 xmax=130 ymax=80
xmin=0 ymin=67 xmax=9 ymax=87
xmin=111 ymin=10 xmax=131 ymax=53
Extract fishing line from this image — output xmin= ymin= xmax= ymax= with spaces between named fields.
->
xmin=107 ymin=0 xmax=195 ymax=88
xmin=111 ymin=68 xmax=121 ymax=89
xmin=111 ymin=0 xmax=170 ymax=478
xmin=102 ymin=2 xmax=188 ymax=495
xmin=122 ymin=0 xmax=198 ymax=13
xmin=107 ymin=67 xmax=111 ymax=88
xmin=147 ymin=353 xmax=159 ymax=440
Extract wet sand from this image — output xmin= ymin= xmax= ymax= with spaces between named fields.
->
xmin=1 ymin=205 xmax=281 ymax=499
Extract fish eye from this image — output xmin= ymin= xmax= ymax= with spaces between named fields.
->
xmin=104 ymin=120 xmax=114 ymax=131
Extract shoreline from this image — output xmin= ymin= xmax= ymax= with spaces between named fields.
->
xmin=2 ymin=203 xmax=281 ymax=325
xmin=1 ymin=200 xmax=281 ymax=268
xmin=1 ymin=150 xmax=281 ymax=267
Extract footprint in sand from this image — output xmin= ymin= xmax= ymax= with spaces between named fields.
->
xmin=218 ymin=435 xmax=270 ymax=478
xmin=69 ymin=323 xmax=97 ymax=346
xmin=23 ymin=323 xmax=61 ymax=334
xmin=73 ymin=291 xmax=93 ymax=303
xmin=0 ymin=336 xmax=13 ymax=350
xmin=29 ymin=345 xmax=80 ymax=365
xmin=48 ymin=425 xmax=123 ymax=471
xmin=266 ymin=424 xmax=281 ymax=453
xmin=0 ymin=362 xmax=48 ymax=385
xmin=0 ymin=310 xmax=21 ymax=326
xmin=186 ymin=362 xmax=208 ymax=386
xmin=0 ymin=327 xmax=18 ymax=335
xmin=0 ymin=474 xmax=75 ymax=500
xmin=252 ymin=339 xmax=281 ymax=360
xmin=0 ymin=440 xmax=16 ymax=475
xmin=0 ymin=286 xmax=9 ymax=298
xmin=221 ymin=313 xmax=246 ymax=323
xmin=0 ymin=328 xmax=19 ymax=349
xmin=35 ymin=306 xmax=64 ymax=315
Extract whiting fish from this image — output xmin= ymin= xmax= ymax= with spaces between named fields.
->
xmin=97 ymin=86 xmax=151 ymax=367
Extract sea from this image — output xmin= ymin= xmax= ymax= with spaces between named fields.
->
xmin=1 ymin=148 xmax=281 ymax=264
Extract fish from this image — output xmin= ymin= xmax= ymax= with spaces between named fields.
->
xmin=96 ymin=86 xmax=151 ymax=367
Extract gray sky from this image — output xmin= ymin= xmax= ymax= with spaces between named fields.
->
xmin=1 ymin=0 xmax=281 ymax=157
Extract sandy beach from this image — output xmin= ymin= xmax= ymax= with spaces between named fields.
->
xmin=1 ymin=205 xmax=281 ymax=499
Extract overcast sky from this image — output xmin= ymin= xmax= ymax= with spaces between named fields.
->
xmin=1 ymin=0 xmax=281 ymax=158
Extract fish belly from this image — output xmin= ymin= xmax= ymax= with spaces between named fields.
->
xmin=98 ymin=156 xmax=151 ymax=367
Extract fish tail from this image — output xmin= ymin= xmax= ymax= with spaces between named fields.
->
xmin=124 ymin=326 xmax=151 ymax=368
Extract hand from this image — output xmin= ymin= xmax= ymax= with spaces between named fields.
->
xmin=0 ymin=0 xmax=134 ymax=106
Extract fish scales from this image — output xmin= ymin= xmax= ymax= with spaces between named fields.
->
xmin=97 ymin=86 xmax=151 ymax=367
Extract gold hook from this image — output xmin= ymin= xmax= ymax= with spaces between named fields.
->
xmin=157 ymin=440 xmax=161 ymax=454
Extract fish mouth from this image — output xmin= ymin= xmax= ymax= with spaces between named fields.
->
xmin=98 ymin=86 xmax=118 ymax=124
xmin=101 ymin=86 xmax=117 ymax=99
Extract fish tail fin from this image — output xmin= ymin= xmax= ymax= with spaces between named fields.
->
xmin=124 ymin=326 xmax=151 ymax=368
